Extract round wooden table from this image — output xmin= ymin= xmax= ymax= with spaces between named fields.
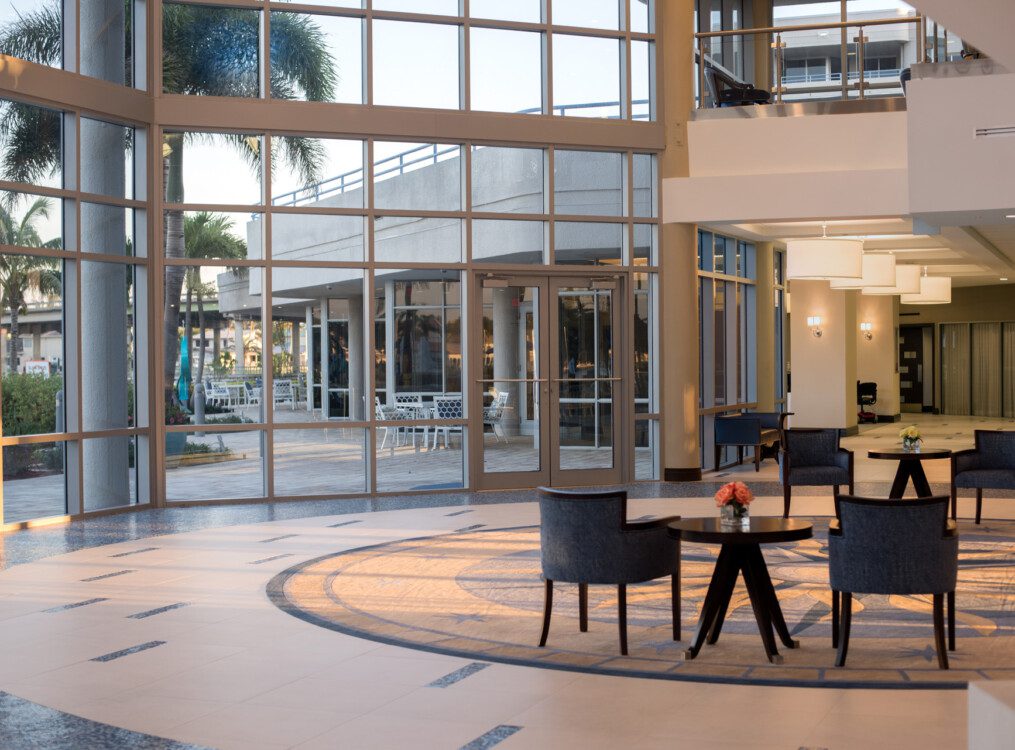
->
xmin=868 ymin=448 xmax=952 ymax=499
xmin=667 ymin=517 xmax=813 ymax=664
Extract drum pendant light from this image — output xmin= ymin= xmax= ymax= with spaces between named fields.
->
xmin=830 ymin=253 xmax=896 ymax=290
xmin=862 ymin=264 xmax=921 ymax=295
xmin=786 ymin=225 xmax=863 ymax=281
xmin=900 ymin=270 xmax=952 ymax=304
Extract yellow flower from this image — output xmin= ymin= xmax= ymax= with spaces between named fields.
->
xmin=899 ymin=425 xmax=920 ymax=440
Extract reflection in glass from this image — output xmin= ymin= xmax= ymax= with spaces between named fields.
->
xmin=481 ymin=284 xmax=541 ymax=474
xmin=472 ymin=220 xmax=545 ymax=265
xmin=81 ymin=262 xmax=135 ymax=431
xmin=375 ymin=216 xmax=462 ymax=263
xmin=81 ymin=118 xmax=134 ymax=198
xmin=635 ymin=419 xmax=657 ymax=480
xmin=633 ymin=153 xmax=655 ymax=218
xmin=373 ymin=20 xmax=460 ymax=109
xmin=374 ymin=142 xmax=462 ymax=211
xmin=553 ymin=0 xmax=620 ymax=29
xmin=162 ymin=132 xmax=263 ymax=205
xmin=470 ymin=0 xmax=541 ymax=23
xmin=162 ymin=4 xmax=260 ymax=97
xmin=82 ymin=204 xmax=135 ymax=256
xmin=471 ymin=146 xmax=544 ymax=213
xmin=470 ymin=28 xmax=542 ymax=114
xmin=0 ymin=0 xmax=62 ymax=71
xmin=632 ymin=40 xmax=653 ymax=120
xmin=554 ymin=150 xmax=624 ymax=216
xmin=271 ymin=137 xmax=365 ymax=209
xmin=632 ymin=223 xmax=655 ymax=265
xmin=552 ymin=35 xmax=621 ymax=118
xmin=165 ymin=430 xmax=265 ymax=500
xmin=375 ymin=437 xmax=464 ymax=492
xmin=634 ymin=273 xmax=652 ymax=412
xmin=163 ymin=211 xmax=259 ymax=260
xmin=273 ymin=428 xmax=366 ymax=495
xmin=0 ymin=98 xmax=62 ymax=189
xmin=374 ymin=0 xmax=459 ymax=14
xmin=0 ymin=253 xmax=62 ymax=436
xmin=271 ymin=213 xmax=364 ymax=263
xmin=270 ymin=12 xmax=362 ymax=104
xmin=632 ymin=0 xmax=652 ymax=33
xmin=554 ymin=222 xmax=623 ymax=266
xmin=2 ymin=441 xmax=64 ymax=522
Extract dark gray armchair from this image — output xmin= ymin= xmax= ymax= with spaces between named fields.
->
xmin=829 ymin=495 xmax=958 ymax=669
xmin=779 ymin=428 xmax=854 ymax=518
xmin=951 ymin=430 xmax=1015 ymax=524
xmin=714 ymin=411 xmax=789 ymax=472
xmin=538 ymin=487 xmax=680 ymax=656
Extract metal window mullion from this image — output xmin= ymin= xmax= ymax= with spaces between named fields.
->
xmin=622 ymin=0 xmax=631 ymax=120
xmin=460 ymin=0 xmax=470 ymax=111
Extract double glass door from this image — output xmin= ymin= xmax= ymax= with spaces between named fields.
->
xmin=472 ymin=273 xmax=625 ymax=489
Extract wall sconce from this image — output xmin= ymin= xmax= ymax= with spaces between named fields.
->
xmin=860 ymin=322 xmax=873 ymax=341
xmin=807 ymin=316 xmax=823 ymax=337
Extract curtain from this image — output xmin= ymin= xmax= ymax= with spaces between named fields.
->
xmin=1005 ymin=323 xmax=1015 ymax=418
xmin=971 ymin=323 xmax=1002 ymax=417
xmin=940 ymin=323 xmax=970 ymax=415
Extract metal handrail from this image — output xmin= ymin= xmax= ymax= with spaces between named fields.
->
xmin=695 ymin=15 xmax=926 ymax=107
xmin=271 ymin=99 xmax=651 ymax=207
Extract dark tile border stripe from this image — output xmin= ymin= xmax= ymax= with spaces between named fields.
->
xmin=258 ymin=534 xmax=299 ymax=543
xmin=427 ymin=661 xmax=490 ymax=688
xmin=250 ymin=553 xmax=294 ymax=565
xmin=327 ymin=520 xmax=363 ymax=528
xmin=43 ymin=598 xmax=108 ymax=613
xmin=109 ymin=547 xmax=159 ymax=558
xmin=445 ymin=509 xmax=473 ymax=516
xmin=265 ymin=526 xmax=970 ymax=691
xmin=91 ymin=641 xmax=166 ymax=663
xmin=460 ymin=725 xmax=523 ymax=750
xmin=81 ymin=570 xmax=135 ymax=582
xmin=128 ymin=603 xmax=189 ymax=620
xmin=455 ymin=524 xmax=486 ymax=532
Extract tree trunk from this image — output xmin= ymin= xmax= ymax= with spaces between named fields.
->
xmin=183 ymin=281 xmax=193 ymax=406
xmin=196 ymin=291 xmax=207 ymax=386
xmin=8 ymin=303 xmax=20 ymax=373
xmin=163 ymin=137 xmax=186 ymax=409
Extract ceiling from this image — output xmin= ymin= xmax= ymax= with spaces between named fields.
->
xmin=706 ymin=216 xmax=1015 ymax=288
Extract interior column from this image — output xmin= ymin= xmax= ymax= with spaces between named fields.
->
xmin=856 ymin=294 xmax=900 ymax=420
xmin=755 ymin=242 xmax=776 ymax=412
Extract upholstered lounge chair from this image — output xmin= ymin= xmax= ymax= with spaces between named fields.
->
xmin=951 ymin=430 xmax=1015 ymax=524
xmin=829 ymin=495 xmax=958 ymax=669
xmin=537 ymin=487 xmax=680 ymax=656
xmin=780 ymin=428 xmax=854 ymax=518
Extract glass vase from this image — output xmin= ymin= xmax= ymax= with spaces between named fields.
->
xmin=720 ymin=502 xmax=749 ymax=529
xmin=902 ymin=438 xmax=921 ymax=452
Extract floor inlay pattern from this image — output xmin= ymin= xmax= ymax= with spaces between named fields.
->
xmin=271 ymin=520 xmax=1015 ymax=689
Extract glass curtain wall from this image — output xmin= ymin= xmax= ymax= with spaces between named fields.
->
xmin=697 ymin=229 xmax=757 ymax=472
xmin=0 ymin=98 xmax=149 ymax=524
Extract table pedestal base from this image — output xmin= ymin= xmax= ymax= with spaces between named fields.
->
xmin=685 ymin=543 xmax=799 ymax=664
xmin=889 ymin=460 xmax=933 ymax=499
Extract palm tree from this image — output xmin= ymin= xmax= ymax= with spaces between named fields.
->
xmin=181 ymin=212 xmax=246 ymax=397
xmin=0 ymin=198 xmax=61 ymax=372
xmin=0 ymin=1 xmax=338 ymax=406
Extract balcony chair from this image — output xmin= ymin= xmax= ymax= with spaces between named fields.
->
xmin=713 ymin=411 xmax=789 ymax=472
xmin=780 ymin=428 xmax=854 ymax=518
xmin=829 ymin=495 xmax=958 ymax=669
xmin=537 ymin=487 xmax=681 ymax=656
xmin=703 ymin=66 xmax=771 ymax=108
xmin=951 ymin=430 xmax=1015 ymax=524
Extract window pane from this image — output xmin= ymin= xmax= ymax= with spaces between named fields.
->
xmin=374 ymin=0 xmax=459 ymax=13
xmin=270 ymin=12 xmax=363 ymax=104
xmin=631 ymin=0 xmax=652 ymax=33
xmin=554 ymin=221 xmax=623 ymax=265
xmin=470 ymin=28 xmax=542 ymax=114
xmin=635 ymin=419 xmax=657 ymax=480
xmin=375 ymin=435 xmax=464 ymax=491
xmin=162 ymin=4 xmax=260 ymax=97
xmin=83 ymin=436 xmax=137 ymax=511
xmin=633 ymin=153 xmax=655 ymax=218
xmin=633 ymin=223 xmax=655 ymax=265
xmin=80 ymin=0 xmax=133 ymax=86
xmin=373 ymin=20 xmax=460 ymax=109
xmin=632 ymin=40 xmax=653 ymax=120
xmin=271 ymin=213 xmax=365 ymax=263
xmin=165 ymin=430 xmax=265 ymax=501
xmin=553 ymin=0 xmax=620 ymax=29
xmin=375 ymin=216 xmax=463 ymax=263
xmin=0 ymin=190 xmax=63 ymax=250
xmin=82 ymin=204 xmax=135 ymax=256
xmin=271 ymin=137 xmax=365 ymax=209
xmin=274 ymin=428 xmax=366 ymax=496
xmin=374 ymin=142 xmax=461 ymax=211
xmin=554 ymin=150 xmax=624 ymax=216
xmin=472 ymin=220 xmax=545 ymax=264
xmin=471 ymin=0 xmax=541 ymax=23
xmin=2 ymin=441 xmax=65 ymax=523
xmin=472 ymin=146 xmax=544 ymax=213
xmin=0 ymin=0 xmax=62 ymax=70
xmin=81 ymin=118 xmax=134 ymax=198
xmin=0 ymin=99 xmax=62 ymax=189
xmin=164 ymin=268 xmax=263 ymax=425
xmin=1 ymin=253 xmax=62 ymax=434
xmin=162 ymin=132 xmax=263 ymax=205
xmin=270 ymin=268 xmax=367 ymax=423
xmin=81 ymin=262 xmax=135 ymax=431
xmin=163 ymin=211 xmax=261 ymax=260
xmin=553 ymin=35 xmax=621 ymax=117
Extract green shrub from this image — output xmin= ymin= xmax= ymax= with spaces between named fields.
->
xmin=204 ymin=413 xmax=253 ymax=425
xmin=1 ymin=373 xmax=63 ymax=436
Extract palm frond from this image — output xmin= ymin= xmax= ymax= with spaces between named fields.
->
xmin=269 ymin=11 xmax=337 ymax=103
xmin=0 ymin=3 xmax=61 ymax=66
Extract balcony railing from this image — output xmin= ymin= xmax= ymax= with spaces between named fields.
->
xmin=695 ymin=15 xmax=927 ymax=108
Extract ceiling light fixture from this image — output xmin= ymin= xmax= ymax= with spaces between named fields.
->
xmin=862 ymin=264 xmax=921 ymax=295
xmin=786 ymin=224 xmax=863 ymax=281
xmin=830 ymin=253 xmax=896 ymax=290
xmin=900 ymin=269 xmax=952 ymax=304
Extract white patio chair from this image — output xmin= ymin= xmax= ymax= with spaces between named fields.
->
xmin=431 ymin=395 xmax=464 ymax=449
xmin=483 ymin=391 xmax=510 ymax=442
xmin=273 ymin=379 xmax=295 ymax=410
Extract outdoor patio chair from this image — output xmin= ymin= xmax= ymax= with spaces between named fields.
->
xmin=829 ymin=495 xmax=958 ymax=669
xmin=780 ymin=428 xmax=854 ymax=518
xmin=951 ymin=430 xmax=1015 ymax=523
xmin=244 ymin=381 xmax=261 ymax=406
xmin=537 ymin=487 xmax=681 ymax=656
xmin=273 ymin=379 xmax=295 ymax=410
xmin=394 ymin=393 xmax=428 ymax=447
xmin=482 ymin=391 xmax=510 ymax=442
xmin=431 ymin=395 xmax=464 ymax=449
xmin=207 ymin=380 xmax=233 ymax=409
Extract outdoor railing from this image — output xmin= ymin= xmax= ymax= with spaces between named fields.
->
xmin=271 ymin=99 xmax=651 ymax=207
xmin=695 ymin=15 xmax=926 ymax=108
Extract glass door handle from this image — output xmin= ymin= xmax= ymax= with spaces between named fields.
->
xmin=475 ymin=378 xmax=548 ymax=383
xmin=552 ymin=377 xmax=623 ymax=382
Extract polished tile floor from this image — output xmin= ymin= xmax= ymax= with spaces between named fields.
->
xmin=0 ymin=414 xmax=1011 ymax=749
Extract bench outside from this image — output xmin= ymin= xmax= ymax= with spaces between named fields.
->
xmin=714 ymin=411 xmax=786 ymax=472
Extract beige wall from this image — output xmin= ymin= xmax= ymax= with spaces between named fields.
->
xmin=856 ymin=294 xmax=901 ymax=417
xmin=755 ymin=242 xmax=776 ymax=411
xmin=788 ymin=281 xmax=858 ymax=431
xmin=900 ymin=284 xmax=1015 ymax=324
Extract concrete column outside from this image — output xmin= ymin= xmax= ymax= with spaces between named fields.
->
xmin=755 ymin=242 xmax=776 ymax=412
xmin=384 ymin=281 xmax=396 ymax=402
xmin=304 ymin=305 xmax=314 ymax=411
xmin=348 ymin=294 xmax=365 ymax=420
xmin=491 ymin=287 xmax=521 ymax=434
xmin=787 ymin=280 xmax=859 ymax=432
xmin=319 ymin=298 xmax=329 ymax=419
xmin=659 ymin=0 xmax=701 ymax=480
xmin=232 ymin=319 xmax=244 ymax=373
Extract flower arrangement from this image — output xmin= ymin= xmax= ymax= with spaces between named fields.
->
xmin=899 ymin=425 xmax=922 ymax=451
xmin=715 ymin=481 xmax=753 ymax=527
